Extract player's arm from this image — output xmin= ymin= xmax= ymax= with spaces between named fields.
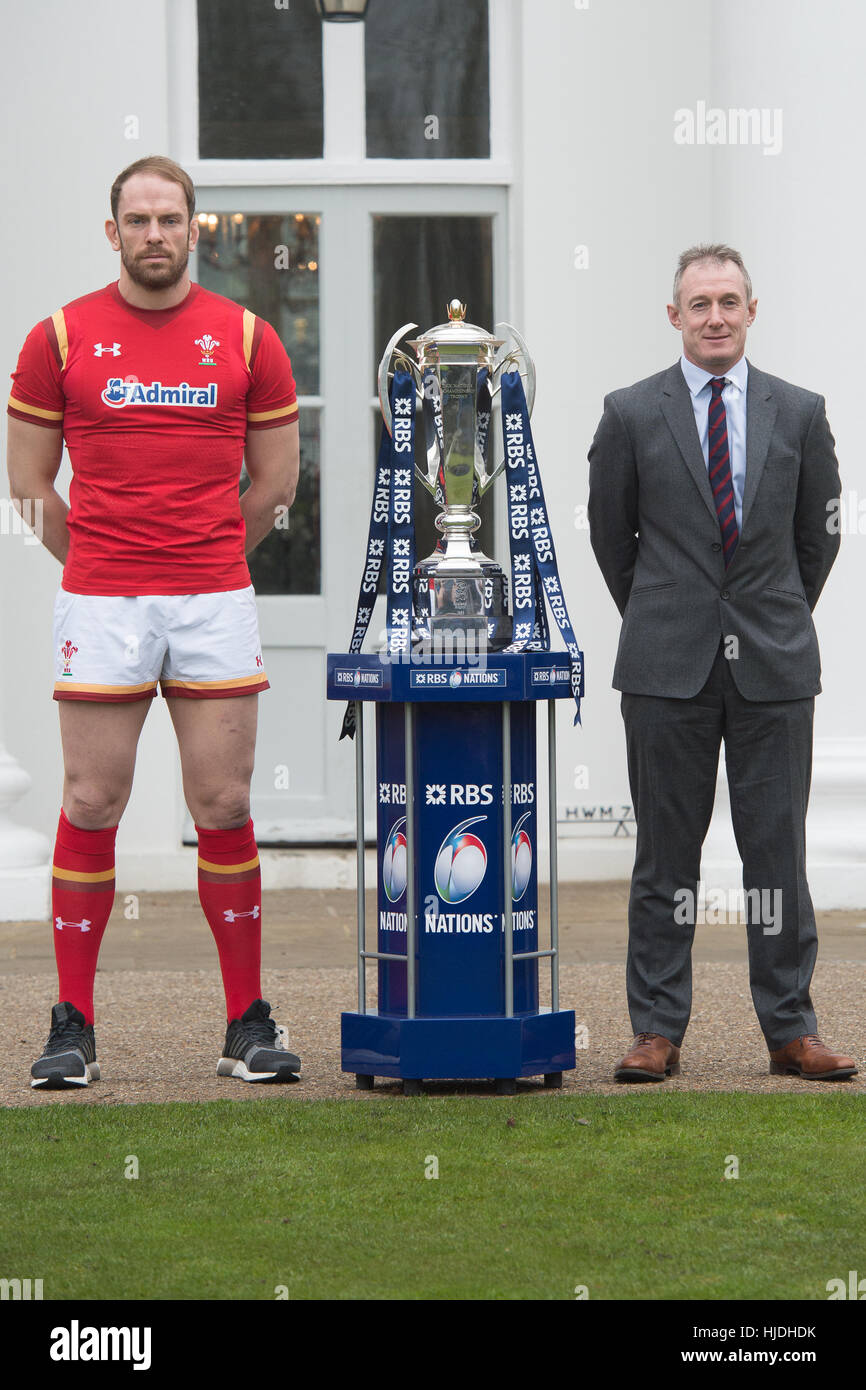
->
xmin=6 ymin=416 xmax=69 ymax=564
xmin=241 ymin=420 xmax=300 ymax=555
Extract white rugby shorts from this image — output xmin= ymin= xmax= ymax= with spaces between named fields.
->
xmin=52 ymin=586 xmax=269 ymax=702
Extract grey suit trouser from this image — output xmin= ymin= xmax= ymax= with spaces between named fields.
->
xmin=621 ymin=645 xmax=818 ymax=1050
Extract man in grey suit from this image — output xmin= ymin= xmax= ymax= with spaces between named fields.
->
xmin=588 ymin=243 xmax=856 ymax=1083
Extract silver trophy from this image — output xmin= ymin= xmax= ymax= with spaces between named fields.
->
xmin=378 ymin=299 xmax=536 ymax=652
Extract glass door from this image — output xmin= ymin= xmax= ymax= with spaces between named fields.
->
xmin=187 ymin=187 xmax=505 ymax=843
xmin=175 ymin=0 xmax=511 ymax=841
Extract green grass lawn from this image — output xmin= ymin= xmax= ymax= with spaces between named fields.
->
xmin=1 ymin=1092 xmax=862 ymax=1301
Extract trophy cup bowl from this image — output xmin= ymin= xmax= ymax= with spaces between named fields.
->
xmin=377 ymin=299 xmax=536 ymax=655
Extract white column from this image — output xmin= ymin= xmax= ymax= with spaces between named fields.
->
xmin=0 ymin=519 xmax=50 ymax=922
xmin=706 ymin=0 xmax=866 ymax=910
xmin=0 ymin=720 xmax=50 ymax=921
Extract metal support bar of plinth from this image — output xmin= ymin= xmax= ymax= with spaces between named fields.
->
xmin=404 ymin=701 xmax=417 ymax=1019
xmin=548 ymin=699 xmax=560 ymax=1013
xmin=353 ymin=702 xmax=410 ymax=1010
xmin=502 ymin=700 xmax=513 ymax=1018
xmin=354 ymin=700 xmax=366 ymax=1014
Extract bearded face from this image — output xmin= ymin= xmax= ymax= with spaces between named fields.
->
xmin=116 ymin=227 xmax=191 ymax=290
xmin=107 ymin=172 xmax=199 ymax=297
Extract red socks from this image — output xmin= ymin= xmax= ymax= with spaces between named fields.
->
xmin=50 ymin=811 xmax=262 ymax=1026
xmin=52 ymin=809 xmax=117 ymax=1024
xmin=196 ymin=818 xmax=262 ymax=1021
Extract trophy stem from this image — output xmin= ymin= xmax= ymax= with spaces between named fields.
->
xmin=434 ymin=505 xmax=483 ymax=564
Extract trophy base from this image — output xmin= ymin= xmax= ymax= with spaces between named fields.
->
xmin=412 ymin=563 xmax=513 ymax=654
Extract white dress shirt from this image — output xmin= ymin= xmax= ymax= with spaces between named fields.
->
xmin=680 ymin=354 xmax=748 ymax=533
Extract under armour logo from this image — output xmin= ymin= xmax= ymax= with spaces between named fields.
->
xmin=223 ymin=906 xmax=260 ymax=922
xmin=55 ymin=916 xmax=91 ymax=932
xmin=93 ymin=342 xmax=122 ymax=357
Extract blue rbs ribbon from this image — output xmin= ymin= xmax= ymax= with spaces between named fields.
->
xmin=385 ymin=372 xmax=417 ymax=657
xmin=339 ymin=370 xmax=416 ymax=739
xmin=501 ymin=370 xmax=584 ymax=724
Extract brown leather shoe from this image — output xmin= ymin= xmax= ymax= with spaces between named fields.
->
xmin=614 ymin=1032 xmax=681 ymax=1083
xmin=769 ymin=1034 xmax=858 ymax=1081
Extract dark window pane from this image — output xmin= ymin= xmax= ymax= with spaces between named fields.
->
xmin=373 ymin=215 xmax=494 ymax=565
xmin=373 ymin=215 xmax=493 ymax=365
xmin=196 ymin=212 xmax=319 ymax=396
xmin=365 ymin=0 xmax=489 ymax=159
xmin=198 ymin=0 xmax=323 ymax=159
xmin=241 ymin=413 xmax=321 ymax=596
xmin=197 ymin=211 xmax=321 ymax=596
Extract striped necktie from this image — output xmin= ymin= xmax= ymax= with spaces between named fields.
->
xmin=708 ymin=376 xmax=738 ymax=565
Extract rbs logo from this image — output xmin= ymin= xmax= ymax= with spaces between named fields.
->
xmin=425 ymin=783 xmax=494 ymax=806
xmin=451 ymin=783 xmax=493 ymax=805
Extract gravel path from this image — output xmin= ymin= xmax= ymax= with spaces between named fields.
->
xmin=3 ymin=958 xmax=863 ymax=1106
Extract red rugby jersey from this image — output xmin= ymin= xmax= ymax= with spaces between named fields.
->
xmin=7 ymin=282 xmax=298 ymax=595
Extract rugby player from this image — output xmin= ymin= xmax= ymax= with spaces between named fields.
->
xmin=7 ymin=156 xmax=302 ymax=1088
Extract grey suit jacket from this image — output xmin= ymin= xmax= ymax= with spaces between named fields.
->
xmin=587 ymin=360 xmax=841 ymax=701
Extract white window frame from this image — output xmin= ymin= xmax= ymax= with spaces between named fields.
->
xmin=171 ymin=0 xmax=517 ymax=841
xmin=168 ymin=0 xmax=514 ymax=185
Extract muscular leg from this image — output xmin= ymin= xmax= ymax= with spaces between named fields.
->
xmin=59 ymin=698 xmax=152 ymax=827
xmin=52 ymin=698 xmax=151 ymax=1022
xmin=167 ymin=694 xmax=257 ymax=828
xmin=168 ymin=694 xmax=262 ymax=1020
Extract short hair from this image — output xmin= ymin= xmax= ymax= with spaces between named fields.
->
xmin=673 ymin=243 xmax=753 ymax=307
xmin=110 ymin=156 xmax=196 ymax=224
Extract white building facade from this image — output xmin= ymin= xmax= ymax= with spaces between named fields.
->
xmin=1 ymin=0 xmax=864 ymax=912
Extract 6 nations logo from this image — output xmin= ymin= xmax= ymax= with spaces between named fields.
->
xmin=434 ymin=816 xmax=488 ymax=904
xmin=512 ymin=811 xmax=533 ymax=900
xmin=382 ymin=818 xmax=408 ymax=902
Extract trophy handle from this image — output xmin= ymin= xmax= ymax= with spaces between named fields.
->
xmin=492 ymin=321 xmax=536 ymax=414
xmin=478 ymin=322 xmax=537 ymax=496
xmin=377 ymin=322 xmax=418 ymax=438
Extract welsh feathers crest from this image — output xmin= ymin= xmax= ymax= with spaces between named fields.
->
xmin=195 ymin=334 xmax=220 ymax=364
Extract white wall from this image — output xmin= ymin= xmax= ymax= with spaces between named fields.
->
xmin=517 ymin=0 xmax=866 ymax=902
xmin=702 ymin=0 xmax=866 ymax=900
xmin=519 ymin=0 xmax=713 ymax=878
xmin=0 ymin=1 xmax=188 ymax=888
xmin=708 ymin=0 xmax=865 ymax=739
xmin=1 ymin=0 xmax=863 ymax=903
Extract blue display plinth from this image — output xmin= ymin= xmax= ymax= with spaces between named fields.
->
xmin=327 ymin=652 xmax=576 ymax=1094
